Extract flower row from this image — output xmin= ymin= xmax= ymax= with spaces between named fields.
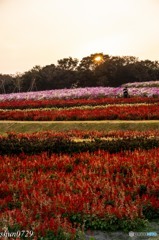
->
xmin=1 ymin=130 xmax=159 ymax=155
xmin=122 ymin=80 xmax=159 ymax=88
xmin=3 ymin=129 xmax=159 ymax=141
xmin=0 ymin=97 xmax=159 ymax=110
xmin=0 ymin=104 xmax=159 ymax=120
xmin=1 ymin=148 xmax=159 ymax=238
xmin=0 ymin=86 xmax=159 ymax=102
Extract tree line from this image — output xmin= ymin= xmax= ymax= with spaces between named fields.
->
xmin=0 ymin=53 xmax=159 ymax=94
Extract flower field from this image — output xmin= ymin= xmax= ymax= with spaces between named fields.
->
xmin=0 ymin=130 xmax=159 ymax=155
xmin=0 ymin=86 xmax=159 ymax=102
xmin=0 ymin=147 xmax=159 ymax=238
xmin=0 ymin=95 xmax=159 ymax=121
xmin=0 ymin=88 xmax=159 ymax=121
xmin=0 ymin=103 xmax=159 ymax=121
xmin=0 ymin=97 xmax=159 ymax=110
xmin=122 ymin=80 xmax=159 ymax=88
xmin=0 ymin=130 xmax=159 ymax=239
xmin=0 ymin=87 xmax=159 ymax=239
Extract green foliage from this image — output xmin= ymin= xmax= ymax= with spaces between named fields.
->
xmin=38 ymin=229 xmax=73 ymax=240
xmin=0 ymin=134 xmax=159 ymax=155
xmin=69 ymin=213 xmax=148 ymax=232
xmin=143 ymin=205 xmax=159 ymax=220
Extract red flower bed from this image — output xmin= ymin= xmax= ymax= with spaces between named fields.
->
xmin=69 ymin=129 xmax=159 ymax=141
xmin=0 ymin=148 xmax=159 ymax=238
xmin=2 ymin=129 xmax=159 ymax=141
xmin=0 ymin=97 xmax=158 ymax=109
xmin=0 ymin=104 xmax=159 ymax=120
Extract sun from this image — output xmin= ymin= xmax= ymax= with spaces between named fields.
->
xmin=94 ymin=56 xmax=102 ymax=62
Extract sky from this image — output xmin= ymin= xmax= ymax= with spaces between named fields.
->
xmin=0 ymin=0 xmax=159 ymax=74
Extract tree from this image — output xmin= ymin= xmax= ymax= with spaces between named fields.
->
xmin=40 ymin=64 xmax=57 ymax=89
xmin=21 ymin=65 xmax=47 ymax=92
xmin=0 ymin=53 xmax=159 ymax=94
xmin=57 ymin=57 xmax=78 ymax=71
xmin=0 ymin=74 xmax=14 ymax=93
xmin=78 ymin=53 xmax=109 ymax=71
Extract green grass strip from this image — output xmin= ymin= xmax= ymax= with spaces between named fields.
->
xmin=0 ymin=120 xmax=159 ymax=135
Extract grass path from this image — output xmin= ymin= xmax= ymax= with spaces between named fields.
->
xmin=0 ymin=120 xmax=159 ymax=134
xmin=0 ymin=120 xmax=159 ymax=123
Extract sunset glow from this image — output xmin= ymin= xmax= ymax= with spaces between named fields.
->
xmin=0 ymin=0 xmax=159 ymax=74
xmin=94 ymin=56 xmax=103 ymax=62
